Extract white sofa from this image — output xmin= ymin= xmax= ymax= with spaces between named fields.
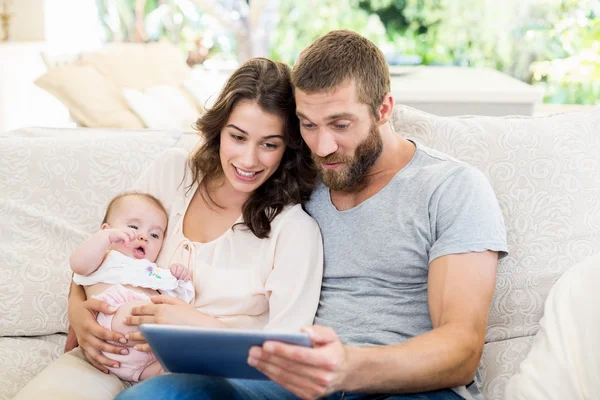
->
xmin=1 ymin=106 xmax=599 ymax=400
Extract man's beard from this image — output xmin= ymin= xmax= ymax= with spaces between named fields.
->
xmin=312 ymin=122 xmax=383 ymax=192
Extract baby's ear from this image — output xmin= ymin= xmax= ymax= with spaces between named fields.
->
xmin=100 ymin=223 xmax=111 ymax=230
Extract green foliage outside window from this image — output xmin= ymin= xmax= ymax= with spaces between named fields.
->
xmin=95 ymin=0 xmax=599 ymax=105
xmin=269 ymin=0 xmax=390 ymax=65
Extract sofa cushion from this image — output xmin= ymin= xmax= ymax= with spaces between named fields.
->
xmin=0 ymin=128 xmax=181 ymax=336
xmin=0 ymin=334 xmax=66 ymax=400
xmin=123 ymin=85 xmax=199 ymax=131
xmin=80 ymin=41 xmax=192 ymax=90
xmin=478 ymin=335 xmax=535 ymax=400
xmin=182 ymin=72 xmax=229 ymax=112
xmin=34 ymin=65 xmax=145 ymax=129
xmin=1 ymin=126 xmax=201 ymax=151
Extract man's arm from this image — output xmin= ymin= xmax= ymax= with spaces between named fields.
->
xmin=342 ymin=250 xmax=497 ymax=392
xmin=249 ymin=251 xmax=497 ymax=398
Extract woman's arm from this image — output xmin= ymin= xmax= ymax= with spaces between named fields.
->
xmin=263 ymin=208 xmax=324 ymax=331
xmin=63 ymin=282 xmax=85 ymax=353
xmin=67 ymin=281 xmax=128 ymax=372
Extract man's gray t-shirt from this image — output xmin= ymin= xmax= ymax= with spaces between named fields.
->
xmin=306 ymin=141 xmax=508 ymax=347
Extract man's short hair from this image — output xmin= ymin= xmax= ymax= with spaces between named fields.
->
xmin=291 ymin=29 xmax=390 ymax=119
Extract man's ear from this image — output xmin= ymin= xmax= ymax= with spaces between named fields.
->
xmin=101 ymin=223 xmax=110 ymax=230
xmin=377 ymin=93 xmax=394 ymax=125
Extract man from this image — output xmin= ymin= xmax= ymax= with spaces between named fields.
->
xmin=118 ymin=30 xmax=507 ymax=400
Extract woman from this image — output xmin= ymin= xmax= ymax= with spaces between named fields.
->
xmin=14 ymin=58 xmax=323 ymax=399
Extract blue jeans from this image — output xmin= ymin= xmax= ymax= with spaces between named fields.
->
xmin=115 ymin=374 xmax=463 ymax=400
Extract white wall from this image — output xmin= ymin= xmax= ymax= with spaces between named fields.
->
xmin=2 ymin=0 xmax=102 ymax=50
xmin=44 ymin=0 xmax=103 ymax=51
xmin=0 ymin=42 xmax=71 ymax=133
xmin=0 ymin=0 xmax=97 ymax=132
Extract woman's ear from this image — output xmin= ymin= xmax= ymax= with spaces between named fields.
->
xmin=101 ymin=223 xmax=110 ymax=230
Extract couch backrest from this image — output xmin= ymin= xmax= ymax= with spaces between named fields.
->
xmin=2 ymin=111 xmax=599 ymax=398
xmin=392 ymin=105 xmax=600 ymax=399
xmin=0 ymin=128 xmax=198 ymax=336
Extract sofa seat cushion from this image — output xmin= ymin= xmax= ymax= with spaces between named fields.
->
xmin=478 ymin=335 xmax=535 ymax=400
xmin=0 ymin=334 xmax=66 ymax=400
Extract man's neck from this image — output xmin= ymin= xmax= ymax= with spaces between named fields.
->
xmin=330 ymin=126 xmax=416 ymax=211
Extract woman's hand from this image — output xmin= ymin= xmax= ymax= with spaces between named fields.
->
xmin=64 ymin=325 xmax=79 ymax=353
xmin=124 ymin=294 xmax=228 ymax=352
xmin=68 ymin=297 xmax=129 ymax=373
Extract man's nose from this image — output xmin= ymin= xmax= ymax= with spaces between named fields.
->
xmin=314 ymin=130 xmax=338 ymax=158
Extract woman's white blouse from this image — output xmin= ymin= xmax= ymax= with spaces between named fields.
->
xmin=133 ymin=148 xmax=324 ymax=331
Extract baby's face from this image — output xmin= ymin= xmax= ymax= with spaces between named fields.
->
xmin=106 ymin=196 xmax=167 ymax=262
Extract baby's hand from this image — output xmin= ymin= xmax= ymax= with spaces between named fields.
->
xmin=105 ymin=228 xmax=137 ymax=246
xmin=169 ymin=263 xmax=191 ymax=281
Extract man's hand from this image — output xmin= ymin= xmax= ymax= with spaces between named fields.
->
xmin=247 ymin=325 xmax=351 ymax=400
xmin=68 ymin=297 xmax=128 ymax=373
xmin=104 ymin=228 xmax=137 ymax=246
xmin=169 ymin=263 xmax=192 ymax=281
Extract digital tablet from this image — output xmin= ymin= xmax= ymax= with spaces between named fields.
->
xmin=140 ymin=324 xmax=313 ymax=380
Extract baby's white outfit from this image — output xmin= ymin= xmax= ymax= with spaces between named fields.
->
xmin=73 ymin=250 xmax=195 ymax=303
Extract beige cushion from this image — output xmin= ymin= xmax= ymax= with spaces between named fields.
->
xmin=182 ymin=73 xmax=229 ymax=112
xmin=123 ymin=85 xmax=199 ymax=131
xmin=392 ymin=105 xmax=600 ymax=399
xmin=0 ymin=128 xmax=181 ymax=336
xmin=80 ymin=41 xmax=192 ymax=90
xmin=35 ymin=65 xmax=145 ymax=129
xmin=0 ymin=335 xmax=66 ymax=400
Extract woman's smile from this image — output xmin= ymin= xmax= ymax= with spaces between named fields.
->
xmin=232 ymin=165 xmax=263 ymax=182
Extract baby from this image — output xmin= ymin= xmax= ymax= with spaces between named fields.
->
xmin=70 ymin=192 xmax=194 ymax=382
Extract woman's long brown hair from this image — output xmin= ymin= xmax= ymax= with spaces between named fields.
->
xmin=189 ymin=58 xmax=317 ymax=239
